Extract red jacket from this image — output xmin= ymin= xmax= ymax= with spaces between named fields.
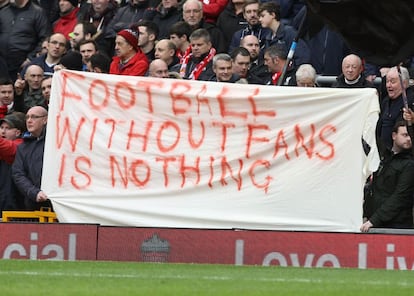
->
xmin=109 ymin=51 xmax=149 ymax=76
xmin=53 ymin=7 xmax=80 ymax=40
xmin=201 ymin=0 xmax=228 ymax=23
xmin=0 ymin=137 xmax=23 ymax=165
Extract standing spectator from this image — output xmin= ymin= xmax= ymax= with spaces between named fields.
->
xmin=79 ymin=39 xmax=98 ymax=71
xmin=14 ymin=65 xmax=45 ymax=113
xmin=150 ymin=0 xmax=182 ymax=40
xmin=78 ymin=0 xmax=118 ymax=56
xmin=137 ymin=20 xmax=158 ymax=62
xmin=376 ymin=66 xmax=414 ymax=149
xmin=182 ymin=0 xmax=226 ymax=53
xmin=332 ymin=54 xmax=374 ymax=88
xmin=69 ymin=21 xmax=97 ymax=51
xmin=148 ymin=59 xmax=170 ymax=78
xmin=109 ymin=26 xmax=149 ymax=76
xmin=216 ymin=0 xmax=247 ymax=51
xmin=229 ymin=0 xmax=268 ymax=53
xmin=258 ymin=2 xmax=310 ymax=66
xmin=12 ymin=106 xmax=51 ymax=210
xmin=21 ymin=33 xmax=68 ymax=77
xmin=361 ymin=121 xmax=414 ymax=232
xmin=0 ymin=77 xmax=15 ymax=118
xmin=0 ymin=0 xmax=51 ymax=80
xmin=169 ymin=21 xmax=192 ymax=61
xmin=53 ymin=0 xmax=81 ymax=40
xmin=0 ymin=112 xmax=26 ymax=212
xmin=106 ymin=0 xmax=154 ymax=40
xmin=88 ymin=52 xmax=111 ymax=73
xmin=154 ymin=39 xmax=180 ymax=72
xmin=179 ymin=28 xmax=216 ymax=81
xmin=263 ymin=44 xmax=296 ymax=86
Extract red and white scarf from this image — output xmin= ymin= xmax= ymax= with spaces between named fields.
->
xmin=271 ymin=72 xmax=282 ymax=85
xmin=180 ymin=47 xmax=216 ymax=80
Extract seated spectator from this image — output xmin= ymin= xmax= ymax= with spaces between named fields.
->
xmin=21 ymin=33 xmax=68 ymax=77
xmin=295 ymin=64 xmax=317 ymax=87
xmin=228 ymin=0 xmax=268 ymax=53
xmin=263 ymin=44 xmax=296 ymax=86
xmin=240 ymin=34 xmax=269 ymax=83
xmin=109 ymin=26 xmax=149 ymax=76
xmin=53 ymin=0 xmax=81 ymax=40
xmin=182 ymin=0 xmax=226 ymax=53
xmin=150 ymin=0 xmax=182 ymax=40
xmin=79 ymin=39 xmax=99 ymax=71
xmin=69 ymin=21 xmax=97 ymax=51
xmin=148 ymin=59 xmax=170 ymax=78
xmin=154 ymin=39 xmax=181 ymax=72
xmin=40 ymin=76 xmax=52 ymax=108
xmin=137 ymin=20 xmax=159 ymax=62
xmin=179 ymin=28 xmax=216 ymax=81
xmin=55 ymin=50 xmax=84 ymax=71
xmin=14 ymin=65 xmax=45 ymax=113
xmin=332 ymin=54 xmax=375 ymax=88
xmin=169 ymin=21 xmax=192 ymax=62
xmin=88 ymin=52 xmax=111 ymax=73
xmin=210 ymin=53 xmax=240 ymax=83
xmin=12 ymin=106 xmax=51 ymax=210
xmin=0 ymin=111 xmax=26 ymax=212
xmin=230 ymin=46 xmax=261 ymax=84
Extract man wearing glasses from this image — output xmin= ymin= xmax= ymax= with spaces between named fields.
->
xmin=12 ymin=106 xmax=51 ymax=211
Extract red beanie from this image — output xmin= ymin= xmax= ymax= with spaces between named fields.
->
xmin=117 ymin=29 xmax=139 ymax=52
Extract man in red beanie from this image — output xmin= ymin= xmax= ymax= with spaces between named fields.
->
xmin=109 ymin=26 xmax=149 ymax=76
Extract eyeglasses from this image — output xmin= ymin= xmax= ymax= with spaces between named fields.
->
xmin=49 ymin=40 xmax=66 ymax=47
xmin=25 ymin=115 xmax=47 ymax=120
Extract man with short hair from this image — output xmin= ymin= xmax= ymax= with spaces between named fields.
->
xmin=169 ymin=21 xmax=192 ymax=61
xmin=211 ymin=53 xmax=239 ymax=83
xmin=137 ymin=20 xmax=159 ymax=63
xmin=40 ymin=76 xmax=52 ymax=108
xmin=88 ymin=52 xmax=111 ymax=73
xmin=263 ymin=44 xmax=296 ymax=85
xmin=69 ymin=22 xmax=97 ymax=51
xmin=148 ymin=59 xmax=170 ymax=78
xmin=230 ymin=46 xmax=261 ymax=84
xmin=0 ymin=111 xmax=26 ymax=212
xmin=14 ymin=64 xmax=45 ymax=113
xmin=182 ymin=0 xmax=226 ymax=53
xmin=79 ymin=39 xmax=98 ymax=71
xmin=0 ymin=77 xmax=15 ymax=118
xmin=154 ymin=39 xmax=180 ymax=72
xmin=240 ymin=34 xmax=269 ymax=82
xmin=179 ymin=28 xmax=216 ymax=81
xmin=12 ymin=106 xmax=51 ymax=210
xmin=362 ymin=121 xmax=414 ymax=232
xmin=22 ymin=33 xmax=68 ymax=77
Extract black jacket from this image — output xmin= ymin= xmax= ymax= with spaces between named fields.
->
xmin=364 ymin=148 xmax=414 ymax=228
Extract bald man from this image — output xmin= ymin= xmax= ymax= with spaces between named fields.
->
xmin=332 ymin=54 xmax=374 ymax=88
xmin=12 ymin=106 xmax=51 ymax=210
xmin=148 ymin=59 xmax=170 ymax=78
xmin=14 ymin=64 xmax=46 ymax=113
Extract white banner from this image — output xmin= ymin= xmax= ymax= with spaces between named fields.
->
xmin=42 ymin=70 xmax=380 ymax=232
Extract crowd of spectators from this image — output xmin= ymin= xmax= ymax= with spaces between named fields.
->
xmin=0 ymin=0 xmax=414 ymax=231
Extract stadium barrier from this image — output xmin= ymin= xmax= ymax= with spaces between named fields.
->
xmin=1 ymin=208 xmax=58 ymax=223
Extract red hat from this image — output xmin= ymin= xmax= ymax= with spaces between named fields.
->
xmin=117 ymin=29 xmax=139 ymax=52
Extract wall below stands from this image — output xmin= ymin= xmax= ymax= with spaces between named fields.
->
xmin=0 ymin=223 xmax=413 ymax=270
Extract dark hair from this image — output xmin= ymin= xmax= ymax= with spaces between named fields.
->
xmin=78 ymin=39 xmax=98 ymax=51
xmin=90 ymin=53 xmax=111 ymax=74
xmin=230 ymin=47 xmax=250 ymax=60
xmin=0 ymin=76 xmax=13 ymax=86
xmin=135 ymin=20 xmax=159 ymax=40
xmin=189 ymin=28 xmax=211 ymax=43
xmin=169 ymin=21 xmax=192 ymax=40
xmin=264 ymin=43 xmax=288 ymax=60
xmin=393 ymin=121 xmax=408 ymax=133
xmin=258 ymin=2 xmax=281 ymax=21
